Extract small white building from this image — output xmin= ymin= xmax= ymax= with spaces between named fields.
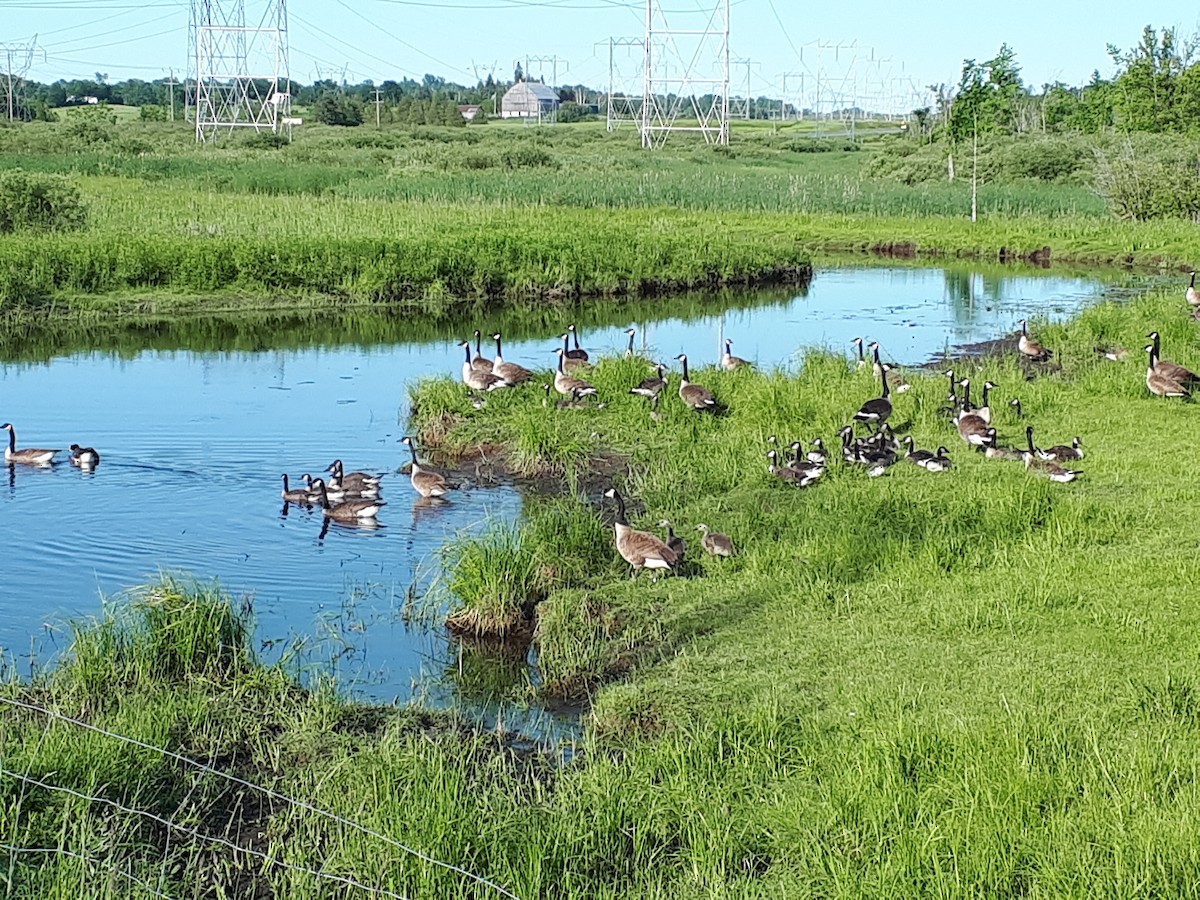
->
xmin=458 ymin=104 xmax=483 ymax=121
xmin=501 ymin=82 xmax=559 ymax=119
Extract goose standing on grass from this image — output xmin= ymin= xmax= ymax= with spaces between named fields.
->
xmin=491 ymin=332 xmax=534 ymax=385
xmin=554 ymin=348 xmax=598 ymax=398
xmin=624 ymin=328 xmax=637 ymax=358
xmin=69 ymin=443 xmax=100 ymax=468
xmin=1145 ymin=344 xmax=1191 ymax=398
xmin=675 ymin=354 xmax=719 ymax=413
xmin=956 ymin=408 xmax=991 ymax=447
xmin=1188 ymin=272 xmax=1200 ymax=308
xmin=460 ymin=341 xmax=507 ymax=391
xmin=470 ymin=330 xmax=493 ymax=373
xmin=696 ymin=523 xmax=736 ymax=557
xmin=853 ymin=362 xmax=892 ymax=429
xmin=1018 ymin=319 xmax=1053 ymax=361
xmin=311 ymin=477 xmax=386 ymax=521
xmin=721 ymin=338 xmax=750 ymax=371
xmin=659 ymin=519 xmax=687 ymax=562
xmin=281 ymin=474 xmax=313 ymax=504
xmin=851 ymin=337 xmax=867 ymax=369
xmin=603 ymin=488 xmax=677 ymax=578
xmin=558 ymin=333 xmax=588 ymax=372
xmin=630 ymin=363 xmax=668 ymax=399
xmin=1 ymin=424 xmax=58 ymax=465
xmin=565 ymin=324 xmax=589 ymax=362
xmin=1147 ymin=331 xmax=1200 ymax=387
xmin=975 ymin=380 xmax=999 ymax=424
xmin=400 ymin=436 xmax=455 ymax=499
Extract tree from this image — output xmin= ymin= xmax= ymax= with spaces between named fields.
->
xmin=312 ymin=92 xmax=364 ymax=126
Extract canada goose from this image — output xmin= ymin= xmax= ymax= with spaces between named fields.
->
xmin=1039 ymin=436 xmax=1084 ymax=462
xmin=624 ymin=328 xmax=637 ymax=358
xmin=1009 ymin=398 xmax=1024 ymax=419
xmin=955 ymin=378 xmax=976 ymax=418
xmin=1017 ymin=319 xmax=1052 ymax=361
xmin=470 ymin=330 xmax=493 ymax=373
xmin=491 ymin=332 xmax=534 ymax=385
xmin=881 ymin=363 xmax=912 ymax=394
xmin=853 ymin=362 xmax=892 ymax=428
xmin=1023 ymin=430 xmax=1081 ymax=482
xmin=901 ymin=436 xmax=939 ymax=470
xmin=1147 ymin=332 xmax=1200 ymax=386
xmin=311 ymin=477 xmax=386 ymax=520
xmin=565 ymin=324 xmax=589 ymax=362
xmin=1145 ymin=344 xmax=1191 ymax=398
xmin=807 ymin=438 xmax=828 ymax=466
xmin=304 ymin=473 xmax=365 ymax=503
xmin=851 ymin=337 xmax=867 ymax=369
xmin=767 ymin=450 xmax=825 ymax=486
xmin=956 ymin=410 xmax=990 ymax=447
xmin=459 ymin=341 xmax=507 ymax=391
xmin=1188 ymin=272 xmax=1200 ymax=308
xmin=630 ymin=363 xmax=668 ymax=399
xmin=325 ymin=459 xmax=383 ymax=493
xmin=976 ymin=380 xmax=999 ymax=423
xmin=557 ymin=333 xmax=588 ymax=372
xmin=721 ymin=338 xmax=750 ymax=371
xmin=1094 ymin=345 xmax=1129 ymax=362
xmin=983 ymin=429 xmax=1024 ymax=460
xmin=544 ymin=382 xmax=586 ymax=409
xmin=69 ymin=443 xmax=100 ymax=467
xmin=281 ymin=473 xmax=313 ymax=503
xmin=400 ymin=436 xmax=455 ymax=498
xmin=1 ymin=424 xmax=58 ymax=466
xmin=603 ymin=488 xmax=677 ymax=577
xmin=696 ymin=523 xmax=736 ymax=557
xmin=554 ymin=349 xmax=598 ymax=398
xmin=675 ymin=354 xmax=719 ymax=413
xmin=658 ymin=519 xmax=687 ymax=561
xmin=943 ymin=369 xmax=958 ymax=403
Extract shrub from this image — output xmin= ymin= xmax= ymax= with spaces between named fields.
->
xmin=0 ymin=169 xmax=88 ymax=233
xmin=312 ymin=93 xmax=364 ymax=127
xmin=1094 ymin=140 xmax=1200 ymax=220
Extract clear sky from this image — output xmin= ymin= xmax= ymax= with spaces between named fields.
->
xmin=4 ymin=0 xmax=1199 ymax=111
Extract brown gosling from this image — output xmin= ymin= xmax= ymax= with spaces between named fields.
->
xmin=696 ymin=523 xmax=736 ymax=557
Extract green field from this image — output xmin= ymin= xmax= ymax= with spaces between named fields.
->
xmin=7 ymin=118 xmax=1200 ymax=897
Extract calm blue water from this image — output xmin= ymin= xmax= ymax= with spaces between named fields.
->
xmin=0 ymin=264 xmax=1122 ymax=739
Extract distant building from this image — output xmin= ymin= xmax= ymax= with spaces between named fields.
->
xmin=458 ymin=104 xmax=483 ymax=121
xmin=500 ymin=82 xmax=559 ymax=119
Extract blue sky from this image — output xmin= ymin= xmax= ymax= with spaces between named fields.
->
xmin=5 ymin=0 xmax=1199 ymax=109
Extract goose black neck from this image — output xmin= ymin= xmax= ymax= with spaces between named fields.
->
xmin=4 ymin=428 xmax=13 ymax=453
xmin=493 ymin=334 xmax=503 ymax=357
xmin=627 ymin=332 xmax=635 ymax=354
xmin=406 ymin=441 xmax=418 ymax=466
xmin=981 ymin=383 xmax=991 ymax=407
xmin=879 ymin=364 xmax=889 ymax=398
xmin=282 ymin=474 xmax=290 ymax=490
xmin=872 ymin=344 xmax=881 ymax=366
xmin=572 ymin=329 xmax=582 ymax=350
xmin=1192 ymin=272 xmax=1196 ymax=288
xmin=562 ymin=334 xmax=571 ymax=355
xmin=315 ymin=481 xmax=331 ymax=509
xmin=856 ymin=341 xmax=864 ymax=362
xmin=557 ymin=352 xmax=566 ymax=374
xmin=462 ymin=343 xmax=472 ymax=364
xmin=610 ymin=490 xmax=627 ymax=525
xmin=474 ymin=331 xmax=483 ymax=356
xmin=679 ymin=357 xmax=690 ymax=381
xmin=1026 ymin=426 xmax=1036 ymax=454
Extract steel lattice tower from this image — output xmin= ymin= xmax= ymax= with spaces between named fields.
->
xmin=190 ymin=0 xmax=290 ymax=142
xmin=640 ymin=0 xmax=730 ymax=149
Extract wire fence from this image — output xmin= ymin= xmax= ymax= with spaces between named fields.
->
xmin=0 ymin=695 xmax=522 ymax=900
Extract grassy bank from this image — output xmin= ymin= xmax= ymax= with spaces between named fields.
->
xmin=2 ymin=122 xmax=1199 ymax=315
xmin=8 ymin=285 xmax=1200 ymax=895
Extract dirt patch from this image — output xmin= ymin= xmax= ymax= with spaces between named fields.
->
xmin=418 ymin=442 xmax=630 ymax=498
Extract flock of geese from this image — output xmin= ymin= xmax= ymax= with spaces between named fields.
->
xmin=2 ymin=422 xmax=99 ymax=469
xmin=441 ymin=316 xmax=1113 ymax=578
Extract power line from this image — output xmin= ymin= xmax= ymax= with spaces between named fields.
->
xmin=330 ymin=0 xmax=475 ymax=79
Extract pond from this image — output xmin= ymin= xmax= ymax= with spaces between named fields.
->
xmin=0 ymin=262 xmax=1154 ymax=742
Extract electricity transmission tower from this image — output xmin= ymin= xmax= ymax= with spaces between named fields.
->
xmin=524 ymin=54 xmax=568 ymax=90
xmin=640 ymin=0 xmax=731 ymax=149
xmin=1 ymin=38 xmax=38 ymax=122
xmin=600 ymin=37 xmax=644 ymax=131
xmin=189 ymin=0 xmax=291 ymax=142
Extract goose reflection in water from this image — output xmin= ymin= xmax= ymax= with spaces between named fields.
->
xmin=317 ymin=515 xmax=383 ymax=542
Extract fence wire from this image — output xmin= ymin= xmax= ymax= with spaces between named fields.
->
xmin=0 ymin=695 xmax=522 ymax=900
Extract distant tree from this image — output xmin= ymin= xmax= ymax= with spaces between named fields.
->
xmin=312 ymin=92 xmax=364 ymax=126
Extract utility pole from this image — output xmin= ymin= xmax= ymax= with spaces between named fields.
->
xmin=166 ymin=69 xmax=178 ymax=121
xmin=524 ymin=54 xmax=568 ymax=91
xmin=373 ymin=88 xmax=383 ymax=127
xmin=1 ymin=39 xmax=37 ymax=122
